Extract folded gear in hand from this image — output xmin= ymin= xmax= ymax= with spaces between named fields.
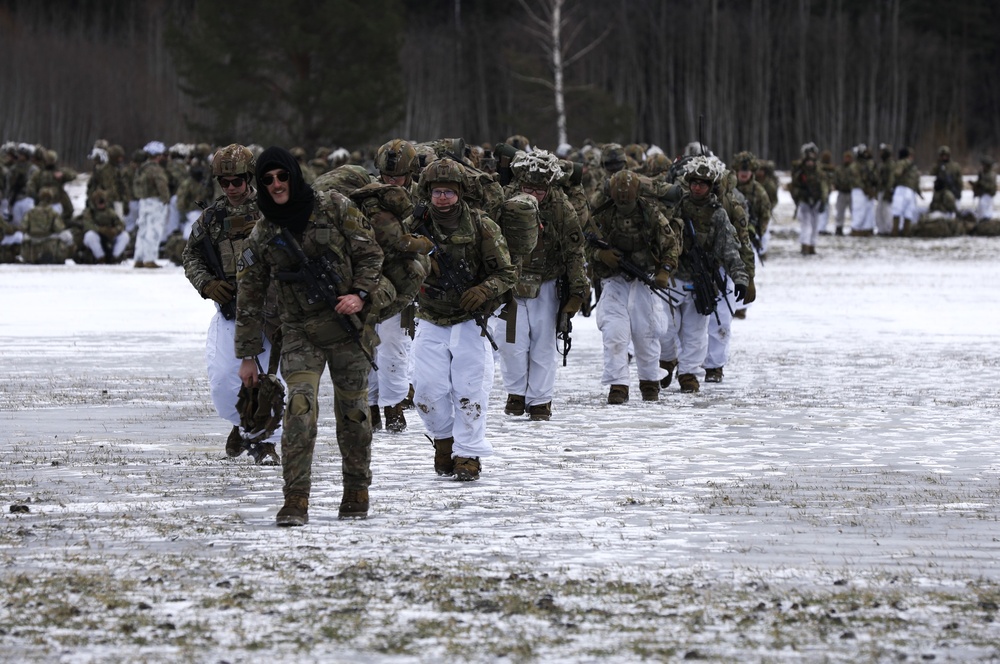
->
xmin=236 ymin=374 xmax=285 ymax=449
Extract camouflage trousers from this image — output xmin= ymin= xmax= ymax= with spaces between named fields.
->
xmin=279 ymin=324 xmax=373 ymax=498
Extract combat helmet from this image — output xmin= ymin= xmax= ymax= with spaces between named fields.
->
xmin=375 ymin=139 xmax=417 ymax=178
xmin=609 ymin=170 xmax=642 ymax=208
xmin=800 ymin=142 xmax=819 ymax=160
xmin=418 ymin=157 xmax=467 ymax=199
xmin=212 ymin=144 xmax=255 ymax=178
xmin=505 ymin=134 xmax=531 ymax=152
xmin=682 ymin=155 xmax=724 ymax=185
xmin=732 ymin=151 xmax=758 ymax=173
xmin=38 ymin=186 xmax=56 ymax=205
xmin=511 ymin=149 xmax=562 ymax=187
xmin=601 ymin=144 xmax=627 ymax=173
xmin=644 ymin=152 xmax=671 ymax=176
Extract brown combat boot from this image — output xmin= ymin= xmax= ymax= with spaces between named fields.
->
xmin=891 ymin=216 xmax=901 ymax=236
xmin=453 ymin=456 xmax=481 ymax=481
xmin=902 ymin=218 xmax=911 ymax=236
xmin=276 ymin=494 xmax=309 ymax=527
xmin=432 ymin=436 xmax=454 ymax=476
xmin=528 ymin=402 xmax=552 ymax=421
xmin=607 ymin=384 xmax=629 ymax=404
xmin=369 ymin=404 xmax=382 ymax=431
xmin=704 ymin=367 xmax=724 ymax=383
xmin=504 ymin=394 xmax=526 ymax=416
xmin=384 ymin=402 xmax=407 ymax=433
xmin=225 ymin=425 xmax=244 ymax=457
xmin=338 ymin=488 xmax=369 ymax=520
xmin=801 ymin=244 xmax=809 ymax=255
xmin=659 ymin=359 xmax=678 ymax=388
xmin=639 ymin=380 xmax=660 ymax=401
xmin=678 ymin=373 xmax=700 ymax=393
xmin=733 ymin=308 xmax=747 ymax=319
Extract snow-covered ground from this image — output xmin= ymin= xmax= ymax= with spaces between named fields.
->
xmin=2 ymin=178 xmax=1000 ymax=662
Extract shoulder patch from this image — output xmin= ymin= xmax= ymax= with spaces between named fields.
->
xmin=236 ymin=247 xmax=256 ymax=273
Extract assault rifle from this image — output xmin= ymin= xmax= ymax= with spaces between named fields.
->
xmin=585 ymin=232 xmax=680 ymax=308
xmin=195 ymin=201 xmax=236 ymax=320
xmin=412 ymin=203 xmax=498 ymax=350
xmin=747 ymin=211 xmax=765 ymax=266
xmin=556 ymin=275 xmax=572 ymax=366
xmin=272 ymin=227 xmax=378 ymax=370
xmin=683 ymin=218 xmax=733 ymax=323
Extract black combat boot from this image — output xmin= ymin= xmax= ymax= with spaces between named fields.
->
xmin=226 ymin=426 xmax=244 ymax=457
xmin=704 ymin=367 xmax=724 ymax=383
xmin=504 ymin=394 xmax=526 ymax=416
xmin=659 ymin=359 xmax=678 ymax=388
xmin=369 ymin=404 xmax=382 ymax=431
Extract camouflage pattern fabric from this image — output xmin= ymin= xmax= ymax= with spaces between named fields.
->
xmin=671 ymin=192 xmax=749 ymax=288
xmin=589 ymin=197 xmax=680 ymax=280
xmin=410 ymin=202 xmax=518 ymax=328
xmin=133 ymin=161 xmax=170 ymax=203
xmin=736 ymin=178 xmax=773 ymax=241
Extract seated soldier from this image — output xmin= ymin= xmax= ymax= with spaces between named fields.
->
xmin=81 ymin=189 xmax=130 ymax=264
xmin=21 ymin=187 xmax=72 ymax=264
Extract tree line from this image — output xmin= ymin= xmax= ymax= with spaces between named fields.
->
xmin=2 ymin=0 xmax=997 ymax=170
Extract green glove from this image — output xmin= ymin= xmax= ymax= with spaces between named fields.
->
xmin=202 ymin=279 xmax=235 ymax=305
xmin=596 ymin=248 xmax=622 ymax=269
xmin=560 ymin=294 xmax=583 ymax=315
xmin=459 ymin=284 xmax=492 ymax=312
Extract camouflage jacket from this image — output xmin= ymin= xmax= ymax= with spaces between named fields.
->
xmin=847 ymin=159 xmax=879 ymax=197
xmin=165 ymin=159 xmax=187 ymax=195
xmin=410 ymin=203 xmax=517 ymax=327
xmin=235 ymin=190 xmax=384 ymax=358
xmin=27 ymin=166 xmax=76 ymax=200
xmin=972 ymin=167 xmax=997 ymax=197
xmin=833 ymin=164 xmax=854 ymax=193
xmin=932 ymin=160 xmax=964 ymax=200
xmin=349 ymin=181 xmax=430 ymax=322
xmin=894 ymin=158 xmax=920 ymax=191
xmin=133 ymin=161 xmax=170 ymax=203
xmin=736 ymin=178 xmax=773 ymax=239
xmin=671 ymin=193 xmax=748 ymax=287
xmin=182 ymin=190 xmax=263 ymax=296
xmin=87 ymin=163 xmax=124 ymax=201
xmin=505 ymin=187 xmax=588 ymax=300
xmin=176 ymin=173 xmax=215 ymax=215
xmin=589 ymin=197 xmax=680 ymax=280
xmin=718 ymin=174 xmax=756 ymax=281
xmin=877 ymin=158 xmax=897 ymax=199
xmin=81 ymin=207 xmax=125 ymax=237
xmin=22 ymin=205 xmax=64 ymax=238
xmin=789 ymin=161 xmax=829 ymax=206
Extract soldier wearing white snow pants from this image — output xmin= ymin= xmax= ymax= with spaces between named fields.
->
xmin=589 ymin=169 xmax=679 ymax=404
xmin=132 ymin=141 xmax=170 ymax=267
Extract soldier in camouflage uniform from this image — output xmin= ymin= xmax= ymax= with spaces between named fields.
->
xmin=848 ymin=144 xmax=878 ymax=236
xmin=80 ymin=189 xmax=129 ymax=263
xmin=132 ymin=141 xmax=170 ymax=267
xmin=755 ymin=159 xmax=779 ymax=208
xmin=590 ymin=170 xmax=679 ymax=403
xmin=20 ymin=187 xmax=72 ymax=264
xmin=237 ymin=146 xmax=385 ymax=525
xmin=875 ymin=144 xmax=896 ymax=236
xmin=929 ymin=146 xmax=963 ymax=213
xmin=290 ymin=146 xmax=317 ymax=185
xmin=659 ymin=157 xmax=749 ymax=394
xmin=408 ymin=158 xmax=517 ymax=481
xmin=347 ymin=140 xmax=432 ymax=433
xmin=26 ymin=150 xmax=76 ymax=223
xmin=495 ymin=150 xmax=589 ymax=421
xmin=732 ymin=151 xmax=771 ymax=323
xmin=183 ymin=144 xmax=282 ymax=460
xmin=891 ymin=147 xmax=921 ymax=236
xmin=816 ymin=150 xmax=837 ymax=234
xmin=6 ymin=143 xmax=39 ymax=226
xmin=832 ymin=151 xmax=854 ymax=236
xmin=971 ymin=156 xmax=997 ymax=221
xmin=789 ymin=143 xmax=830 ymax=254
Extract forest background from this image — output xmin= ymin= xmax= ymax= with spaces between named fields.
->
xmin=3 ymin=0 xmax=998 ymax=170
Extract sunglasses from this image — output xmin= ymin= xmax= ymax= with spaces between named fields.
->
xmin=260 ymin=171 xmax=290 ymax=186
xmin=217 ymin=175 xmax=246 ymax=188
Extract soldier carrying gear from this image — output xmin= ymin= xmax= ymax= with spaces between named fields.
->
xmin=601 ymin=144 xmax=628 ymax=174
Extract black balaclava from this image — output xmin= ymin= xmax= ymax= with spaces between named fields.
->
xmin=256 ymin=146 xmax=315 ymax=234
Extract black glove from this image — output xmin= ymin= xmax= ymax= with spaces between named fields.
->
xmin=734 ymin=283 xmax=748 ymax=303
xmin=817 ymin=200 xmax=828 ymax=214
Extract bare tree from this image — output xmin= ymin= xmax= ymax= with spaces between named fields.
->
xmin=513 ymin=0 xmax=611 ymax=146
